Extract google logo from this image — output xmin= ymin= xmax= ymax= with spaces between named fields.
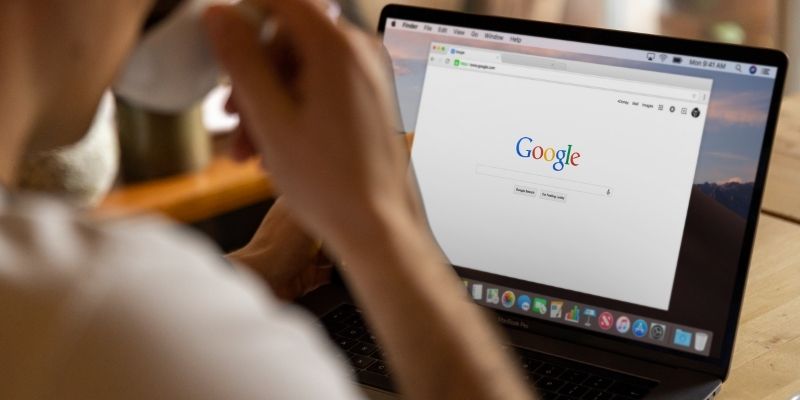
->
xmin=515 ymin=136 xmax=581 ymax=172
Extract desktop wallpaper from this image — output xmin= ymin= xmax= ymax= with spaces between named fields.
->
xmin=383 ymin=29 xmax=777 ymax=219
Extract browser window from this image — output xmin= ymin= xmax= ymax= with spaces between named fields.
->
xmin=412 ymin=43 xmax=712 ymax=310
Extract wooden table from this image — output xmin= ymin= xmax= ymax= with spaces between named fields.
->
xmin=95 ymin=157 xmax=273 ymax=223
xmin=721 ymin=95 xmax=800 ymax=400
xmin=762 ymin=94 xmax=800 ymax=224
xmin=95 ymin=95 xmax=800 ymax=399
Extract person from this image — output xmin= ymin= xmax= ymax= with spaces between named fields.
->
xmin=0 ymin=1 xmax=534 ymax=399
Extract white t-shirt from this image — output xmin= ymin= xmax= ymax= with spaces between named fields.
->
xmin=0 ymin=193 xmax=364 ymax=400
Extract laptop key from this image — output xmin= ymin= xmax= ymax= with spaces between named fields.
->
xmin=536 ymin=377 xmax=566 ymax=392
xmin=339 ymin=326 xmax=367 ymax=339
xmin=583 ymin=376 xmax=614 ymax=390
xmin=558 ymin=384 xmax=588 ymax=398
xmin=323 ymin=321 xmax=347 ymax=333
xmin=367 ymin=361 xmax=390 ymax=376
xmin=352 ymin=341 xmax=378 ymax=356
xmin=322 ymin=305 xmax=356 ymax=324
xmin=342 ymin=314 xmax=365 ymax=328
xmin=332 ymin=335 xmax=358 ymax=351
xmin=349 ymin=354 xmax=377 ymax=370
xmin=358 ymin=332 xmax=378 ymax=344
xmin=521 ymin=358 xmax=543 ymax=372
xmin=523 ymin=372 xmax=539 ymax=385
xmin=536 ymin=363 xmax=565 ymax=378
xmin=561 ymin=369 xmax=589 ymax=384
xmin=539 ymin=392 xmax=561 ymax=400
xmin=582 ymin=389 xmax=616 ymax=400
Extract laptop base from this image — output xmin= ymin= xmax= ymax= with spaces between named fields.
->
xmin=299 ymin=283 xmax=721 ymax=400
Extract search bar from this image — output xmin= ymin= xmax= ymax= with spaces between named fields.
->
xmin=475 ymin=164 xmax=613 ymax=198
xmin=501 ymin=53 xmax=567 ymax=71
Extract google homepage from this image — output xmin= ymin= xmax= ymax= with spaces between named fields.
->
xmin=412 ymin=44 xmax=713 ymax=310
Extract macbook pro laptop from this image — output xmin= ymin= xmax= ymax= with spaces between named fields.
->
xmin=300 ymin=5 xmax=788 ymax=399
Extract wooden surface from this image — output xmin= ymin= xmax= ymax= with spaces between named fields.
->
xmin=721 ymin=94 xmax=800 ymax=400
xmin=721 ymin=214 xmax=800 ymax=400
xmin=95 ymin=157 xmax=274 ymax=223
xmin=762 ymin=94 xmax=800 ymax=223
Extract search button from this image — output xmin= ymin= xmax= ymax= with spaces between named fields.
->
xmin=513 ymin=185 xmax=538 ymax=198
xmin=540 ymin=190 xmax=567 ymax=203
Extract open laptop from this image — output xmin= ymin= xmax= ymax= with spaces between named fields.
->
xmin=300 ymin=5 xmax=788 ymax=400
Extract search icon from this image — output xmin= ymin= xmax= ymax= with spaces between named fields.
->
xmin=736 ymin=64 xmax=742 ymax=72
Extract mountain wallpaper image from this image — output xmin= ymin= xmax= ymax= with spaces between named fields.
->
xmin=694 ymin=181 xmax=754 ymax=219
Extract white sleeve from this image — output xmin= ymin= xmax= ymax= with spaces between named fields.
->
xmin=0 ymin=199 xmax=363 ymax=400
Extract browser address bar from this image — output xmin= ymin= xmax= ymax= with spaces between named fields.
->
xmin=475 ymin=164 xmax=613 ymax=198
xmin=457 ymin=58 xmax=703 ymax=103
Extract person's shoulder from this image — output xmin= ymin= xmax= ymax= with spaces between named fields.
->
xmin=0 ymin=196 xmax=362 ymax=400
xmin=0 ymin=194 xmax=220 ymax=286
xmin=0 ymin=195 xmax=232 ymax=397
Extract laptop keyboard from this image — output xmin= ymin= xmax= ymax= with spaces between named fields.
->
xmin=320 ymin=304 xmax=657 ymax=399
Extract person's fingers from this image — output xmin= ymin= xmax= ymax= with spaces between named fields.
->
xmin=204 ymin=5 xmax=294 ymax=130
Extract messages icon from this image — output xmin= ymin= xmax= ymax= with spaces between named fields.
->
xmin=533 ymin=298 xmax=547 ymax=315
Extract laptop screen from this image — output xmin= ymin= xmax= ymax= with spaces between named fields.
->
xmin=382 ymin=16 xmax=779 ymax=359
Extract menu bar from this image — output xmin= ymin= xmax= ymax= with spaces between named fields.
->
xmin=386 ymin=18 xmax=777 ymax=79
xmin=461 ymin=278 xmax=713 ymax=356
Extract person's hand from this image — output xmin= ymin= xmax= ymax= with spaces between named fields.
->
xmin=206 ymin=5 xmax=536 ymax=400
xmin=203 ymin=0 xmax=413 ymax=252
xmin=227 ymin=198 xmax=332 ymax=300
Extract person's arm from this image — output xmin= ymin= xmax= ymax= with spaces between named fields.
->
xmin=203 ymin=2 xmax=535 ymax=400
xmin=226 ymin=198 xmax=333 ymax=301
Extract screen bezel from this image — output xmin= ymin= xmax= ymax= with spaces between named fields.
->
xmin=378 ymin=4 xmax=788 ymax=380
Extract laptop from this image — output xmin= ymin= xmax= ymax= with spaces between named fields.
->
xmin=299 ymin=5 xmax=788 ymax=400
